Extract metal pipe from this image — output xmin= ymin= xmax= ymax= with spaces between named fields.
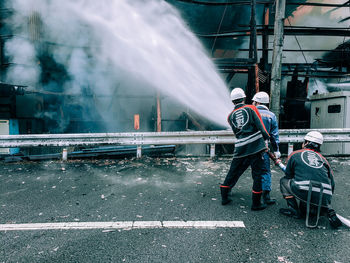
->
xmin=137 ymin=146 xmax=142 ymax=158
xmin=170 ymin=0 xmax=349 ymax=8
xmin=62 ymin=148 xmax=68 ymax=161
xmin=210 ymin=144 xmax=215 ymax=158
xmin=156 ymin=91 xmax=162 ymax=132
xmin=198 ymin=27 xmax=350 ymax=38
xmin=261 ymin=4 xmax=270 ymax=70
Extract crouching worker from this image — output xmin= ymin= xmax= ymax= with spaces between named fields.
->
xmin=280 ymin=131 xmax=342 ymax=228
xmin=220 ymin=87 xmax=270 ymax=211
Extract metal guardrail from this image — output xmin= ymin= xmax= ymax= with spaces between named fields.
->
xmin=0 ymin=128 xmax=349 ymax=158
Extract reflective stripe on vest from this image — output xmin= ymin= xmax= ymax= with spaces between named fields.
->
xmin=235 ymin=131 xmax=263 ymax=147
xmin=294 ymin=180 xmax=332 ymax=190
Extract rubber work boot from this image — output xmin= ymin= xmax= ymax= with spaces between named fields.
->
xmin=220 ymin=186 xmax=232 ymax=206
xmin=262 ymin=190 xmax=276 ymax=205
xmin=251 ymin=192 xmax=267 ymax=211
xmin=279 ymin=197 xmax=300 ymax=219
xmin=327 ymin=209 xmax=342 ymax=229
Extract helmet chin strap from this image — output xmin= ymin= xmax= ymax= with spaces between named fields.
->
xmin=302 ymin=141 xmax=308 ymax=148
xmin=303 ymin=141 xmax=321 ymax=151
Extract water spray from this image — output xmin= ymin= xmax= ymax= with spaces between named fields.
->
xmin=5 ymin=0 xmax=232 ymax=131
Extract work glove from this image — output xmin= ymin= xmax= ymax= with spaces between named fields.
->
xmin=274 ymin=151 xmax=281 ymax=159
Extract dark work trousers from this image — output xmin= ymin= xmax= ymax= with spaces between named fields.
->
xmin=280 ymin=177 xmax=293 ymax=197
xmin=261 ymin=152 xmax=272 ymax=191
xmin=280 ymin=177 xmax=329 ymax=216
xmin=222 ymin=151 xmax=267 ymax=192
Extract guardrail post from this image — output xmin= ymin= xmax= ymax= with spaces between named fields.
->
xmin=210 ymin=144 xmax=216 ymax=158
xmin=62 ymin=148 xmax=68 ymax=161
xmin=288 ymin=143 xmax=294 ymax=156
xmin=137 ymin=146 xmax=142 ymax=158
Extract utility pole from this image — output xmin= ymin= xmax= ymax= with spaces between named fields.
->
xmin=270 ymin=0 xmax=286 ymax=122
xmin=247 ymin=0 xmax=258 ymax=103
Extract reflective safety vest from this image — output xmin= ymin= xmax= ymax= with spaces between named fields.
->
xmin=285 ymin=148 xmax=335 ymax=207
xmin=227 ymin=103 xmax=270 ymax=158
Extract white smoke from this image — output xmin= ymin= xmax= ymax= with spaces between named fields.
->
xmin=4 ymin=37 xmax=40 ymax=86
xmin=284 ymin=2 xmax=350 ymax=64
xmin=307 ymin=79 xmax=328 ymax=97
xmin=5 ymin=0 xmax=232 ymax=130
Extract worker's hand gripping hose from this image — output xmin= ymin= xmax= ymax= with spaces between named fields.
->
xmin=267 ymin=151 xmax=286 ymax=172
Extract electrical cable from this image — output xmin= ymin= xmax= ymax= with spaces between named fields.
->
xmin=286 ymin=16 xmax=321 ymax=91
xmin=210 ymin=0 xmax=229 ymax=56
xmin=286 ymin=17 xmax=308 ymax=64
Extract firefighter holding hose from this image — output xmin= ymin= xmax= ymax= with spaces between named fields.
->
xmin=279 ymin=131 xmax=342 ymax=228
xmin=220 ymin=87 xmax=270 ymax=211
xmin=252 ymin=91 xmax=280 ymax=205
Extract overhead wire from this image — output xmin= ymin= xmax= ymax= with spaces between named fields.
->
xmin=286 ymin=16 xmax=321 ymax=91
xmin=210 ymin=0 xmax=229 ymax=56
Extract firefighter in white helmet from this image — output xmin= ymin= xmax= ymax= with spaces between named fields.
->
xmin=252 ymin=91 xmax=280 ymax=205
xmin=220 ymin=87 xmax=270 ymax=211
xmin=279 ymin=131 xmax=342 ymax=228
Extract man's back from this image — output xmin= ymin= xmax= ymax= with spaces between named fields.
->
xmin=227 ymin=103 xmax=269 ymax=158
xmin=256 ymin=104 xmax=279 ymax=152
xmin=286 ymin=148 xmax=334 ymax=207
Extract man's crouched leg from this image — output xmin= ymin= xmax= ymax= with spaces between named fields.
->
xmin=279 ymin=196 xmax=300 ymax=219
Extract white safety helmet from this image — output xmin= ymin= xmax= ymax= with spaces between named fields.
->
xmin=252 ymin=91 xmax=270 ymax=104
xmin=304 ymin=131 xmax=323 ymax=145
xmin=230 ymin=87 xmax=246 ymax=101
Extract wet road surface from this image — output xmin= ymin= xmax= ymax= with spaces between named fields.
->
xmin=0 ymin=157 xmax=349 ymax=262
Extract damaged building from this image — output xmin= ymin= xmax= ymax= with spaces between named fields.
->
xmin=0 ymin=0 xmax=350 ymax=156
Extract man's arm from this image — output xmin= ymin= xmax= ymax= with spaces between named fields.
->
xmin=227 ymin=111 xmax=235 ymax=131
xmin=326 ymin=162 xmax=335 ymax=193
xmin=319 ymin=154 xmax=335 ymax=192
xmin=270 ymin=114 xmax=280 ymax=152
xmin=284 ymin=155 xmax=295 ymax=179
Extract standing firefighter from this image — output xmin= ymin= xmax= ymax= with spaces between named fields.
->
xmin=252 ymin=91 xmax=280 ymax=205
xmin=220 ymin=87 xmax=270 ymax=211
xmin=280 ymin=131 xmax=342 ymax=228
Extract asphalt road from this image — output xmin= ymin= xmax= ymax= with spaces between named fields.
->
xmin=0 ymin=156 xmax=349 ymax=263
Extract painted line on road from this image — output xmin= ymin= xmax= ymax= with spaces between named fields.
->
xmin=0 ymin=221 xmax=245 ymax=231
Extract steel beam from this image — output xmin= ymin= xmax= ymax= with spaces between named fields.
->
xmin=170 ymin=0 xmax=349 ymax=8
xmin=199 ymin=27 xmax=350 ymax=38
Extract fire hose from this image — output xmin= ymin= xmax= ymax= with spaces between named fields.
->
xmin=268 ymin=152 xmax=350 ymax=228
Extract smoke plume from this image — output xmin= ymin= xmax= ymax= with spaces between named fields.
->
xmin=4 ymin=0 xmax=232 ymax=132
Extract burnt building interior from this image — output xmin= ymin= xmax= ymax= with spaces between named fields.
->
xmin=0 ymin=1 xmax=350 ymax=157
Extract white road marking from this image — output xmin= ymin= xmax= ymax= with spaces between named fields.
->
xmin=0 ymin=221 xmax=245 ymax=231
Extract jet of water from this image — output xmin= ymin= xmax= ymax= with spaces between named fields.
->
xmin=6 ymin=0 xmax=232 ymax=129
